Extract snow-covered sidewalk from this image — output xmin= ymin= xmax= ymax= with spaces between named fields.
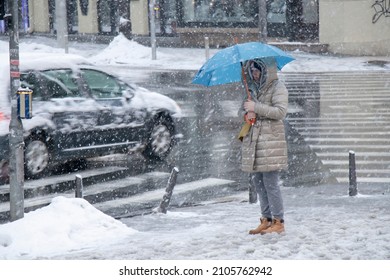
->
xmin=1 ymin=182 xmax=389 ymax=260
xmin=1 ymin=181 xmax=389 ymax=279
xmin=2 ymin=34 xmax=390 ymax=73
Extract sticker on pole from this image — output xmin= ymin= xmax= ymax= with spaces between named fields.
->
xmin=17 ymin=88 xmax=33 ymax=119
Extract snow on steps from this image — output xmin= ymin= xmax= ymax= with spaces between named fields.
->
xmin=0 ymin=166 xmax=237 ymax=222
xmin=95 ymin=178 xmax=237 ymax=218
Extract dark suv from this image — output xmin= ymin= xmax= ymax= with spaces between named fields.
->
xmin=0 ymin=55 xmax=182 ymax=180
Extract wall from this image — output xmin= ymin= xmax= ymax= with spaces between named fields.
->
xmin=131 ymin=0 xmax=149 ymax=35
xmin=319 ymin=0 xmax=390 ymax=55
xmin=28 ymin=0 xmax=50 ymax=33
xmin=78 ymin=0 xmax=98 ymax=33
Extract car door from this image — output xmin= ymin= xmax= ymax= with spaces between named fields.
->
xmin=79 ymin=68 xmax=148 ymax=152
xmin=23 ymin=69 xmax=103 ymax=159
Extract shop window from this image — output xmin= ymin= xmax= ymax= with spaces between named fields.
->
xmin=302 ymin=0 xmax=318 ymax=24
xmin=267 ymin=0 xmax=286 ymax=24
xmin=180 ymin=0 xmax=258 ymax=27
xmin=155 ymin=0 xmax=177 ymax=35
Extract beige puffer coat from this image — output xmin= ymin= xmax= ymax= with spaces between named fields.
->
xmin=239 ymin=58 xmax=288 ymax=173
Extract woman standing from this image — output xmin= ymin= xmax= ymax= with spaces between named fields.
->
xmin=239 ymin=58 xmax=288 ymax=235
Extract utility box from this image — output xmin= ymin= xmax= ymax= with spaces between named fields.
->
xmin=17 ymin=88 xmax=32 ymax=119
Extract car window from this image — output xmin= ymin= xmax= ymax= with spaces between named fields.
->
xmin=81 ymin=69 xmax=123 ymax=98
xmin=20 ymin=70 xmax=80 ymax=101
xmin=21 ymin=71 xmax=72 ymax=100
xmin=21 ymin=72 xmax=44 ymax=100
xmin=42 ymin=70 xmax=80 ymax=97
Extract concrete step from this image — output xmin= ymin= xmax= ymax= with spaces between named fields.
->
xmin=0 ymin=166 xmax=129 ymax=203
xmin=330 ymin=169 xmax=390 ymax=181
xmin=284 ymin=71 xmax=390 ymax=186
xmin=292 ymin=127 xmax=390 ymax=133
xmin=337 ymin=177 xmax=390 ymax=184
xmin=298 ymin=131 xmax=390 ymax=138
xmin=287 ymin=117 xmax=390 ymax=123
xmin=0 ymin=171 xmax=171 ymax=223
xmin=304 ymin=138 xmax=390 ymax=145
xmin=0 ymin=168 xmax=239 ymax=223
xmin=94 ymin=177 xmax=237 ymax=218
xmin=315 ymin=152 xmax=390 ymax=159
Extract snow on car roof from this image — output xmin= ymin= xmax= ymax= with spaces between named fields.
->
xmin=3 ymin=52 xmax=91 ymax=71
xmin=0 ymin=53 xmax=91 ymax=112
xmin=1 ymin=52 xmax=90 ymax=74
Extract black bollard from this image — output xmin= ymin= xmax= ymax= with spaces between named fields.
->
xmin=75 ymin=175 xmax=84 ymax=198
xmin=349 ymin=151 xmax=358 ymax=196
xmin=157 ymin=167 xmax=179 ymax=214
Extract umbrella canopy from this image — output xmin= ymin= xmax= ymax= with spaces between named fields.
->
xmin=192 ymin=42 xmax=295 ymax=87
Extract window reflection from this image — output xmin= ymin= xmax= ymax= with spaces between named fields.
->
xmin=268 ymin=0 xmax=286 ymax=23
xmin=182 ymin=0 xmax=258 ymax=23
xmin=302 ymin=0 xmax=318 ymax=23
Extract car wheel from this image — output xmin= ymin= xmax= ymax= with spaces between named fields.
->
xmin=24 ymin=138 xmax=50 ymax=179
xmin=143 ymin=117 xmax=174 ymax=161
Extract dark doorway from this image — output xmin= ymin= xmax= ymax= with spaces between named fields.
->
xmin=97 ymin=0 xmax=119 ymax=35
xmin=67 ymin=0 xmax=78 ymax=34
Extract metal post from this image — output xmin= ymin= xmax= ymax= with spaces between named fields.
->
xmin=75 ymin=175 xmax=83 ymax=198
xmin=349 ymin=151 xmax=358 ymax=196
xmin=64 ymin=34 xmax=69 ymax=54
xmin=55 ymin=0 xmax=68 ymax=52
xmin=7 ymin=0 xmax=25 ymax=221
xmin=149 ymin=0 xmax=157 ymax=60
xmin=156 ymin=167 xmax=179 ymax=214
xmin=258 ymin=0 xmax=268 ymax=42
xmin=205 ymin=36 xmax=210 ymax=61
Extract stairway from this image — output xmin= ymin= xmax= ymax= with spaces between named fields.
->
xmin=284 ymin=71 xmax=390 ymax=186
xmin=0 ymin=166 xmax=237 ymax=223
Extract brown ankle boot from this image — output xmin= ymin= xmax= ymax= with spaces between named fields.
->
xmin=261 ymin=218 xmax=285 ymax=235
xmin=249 ymin=217 xmax=272 ymax=235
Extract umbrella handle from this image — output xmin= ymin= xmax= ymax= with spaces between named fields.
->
xmin=241 ymin=64 xmax=251 ymax=100
xmin=241 ymin=64 xmax=256 ymax=125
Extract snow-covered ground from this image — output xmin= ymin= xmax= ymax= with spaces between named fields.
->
xmin=1 ymin=35 xmax=390 ymax=278
xmin=2 ymin=33 xmax=390 ymax=73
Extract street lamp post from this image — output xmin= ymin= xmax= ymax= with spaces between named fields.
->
xmin=7 ymin=0 xmax=25 ymax=221
xmin=149 ymin=0 xmax=157 ymax=60
xmin=55 ymin=0 xmax=68 ymax=53
xmin=258 ymin=0 xmax=268 ymax=42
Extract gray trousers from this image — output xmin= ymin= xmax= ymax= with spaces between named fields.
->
xmin=250 ymin=171 xmax=284 ymax=220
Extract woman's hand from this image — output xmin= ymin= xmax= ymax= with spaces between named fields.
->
xmin=246 ymin=111 xmax=256 ymax=120
xmin=244 ymin=100 xmax=255 ymax=112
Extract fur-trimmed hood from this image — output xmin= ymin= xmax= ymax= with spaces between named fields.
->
xmin=244 ymin=57 xmax=278 ymax=95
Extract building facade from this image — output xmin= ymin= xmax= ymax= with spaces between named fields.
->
xmin=320 ymin=0 xmax=390 ymax=56
xmin=1 ymin=0 xmax=389 ymax=55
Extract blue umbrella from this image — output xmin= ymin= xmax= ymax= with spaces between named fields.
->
xmin=192 ymin=42 xmax=295 ymax=87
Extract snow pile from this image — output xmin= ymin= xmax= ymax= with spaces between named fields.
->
xmin=89 ymin=33 xmax=153 ymax=64
xmin=0 ymin=196 xmax=137 ymax=259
